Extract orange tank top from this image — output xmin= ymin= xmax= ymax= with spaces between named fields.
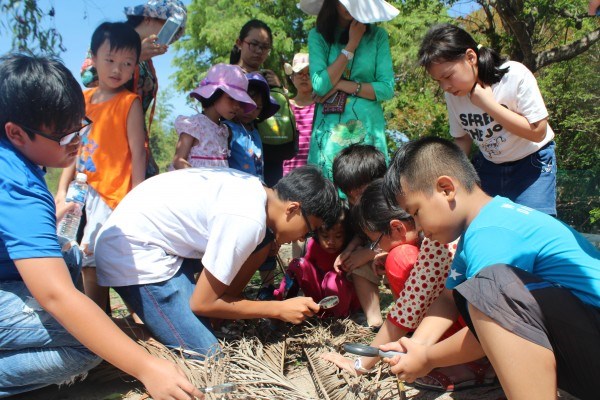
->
xmin=79 ymin=88 xmax=140 ymax=209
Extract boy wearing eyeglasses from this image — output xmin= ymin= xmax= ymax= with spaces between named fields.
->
xmin=93 ymin=166 xmax=340 ymax=356
xmin=0 ymin=54 xmax=203 ymax=399
xmin=56 ymin=22 xmax=147 ymax=311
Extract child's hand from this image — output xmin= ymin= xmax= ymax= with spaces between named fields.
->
xmin=371 ymin=252 xmax=388 ymax=276
xmin=56 ymin=201 xmax=78 ymax=223
xmin=333 ymin=251 xmax=351 ymax=274
xmin=141 ymin=35 xmax=168 ymax=61
xmin=260 ymin=69 xmax=281 ymax=88
xmin=277 ymin=296 xmax=319 ymax=323
xmin=380 ymin=338 xmax=430 ymax=383
xmin=138 ymin=357 xmax=204 ymax=400
xmin=341 ymin=247 xmax=376 ymax=272
xmin=320 ymin=352 xmax=357 ymax=376
xmin=468 ymin=82 xmax=495 ymax=110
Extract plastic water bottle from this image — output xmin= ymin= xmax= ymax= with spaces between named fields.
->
xmin=57 ymin=173 xmax=88 ymax=242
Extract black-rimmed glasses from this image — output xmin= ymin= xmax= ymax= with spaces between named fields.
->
xmin=368 ymin=232 xmax=384 ymax=252
xmin=300 ymin=206 xmax=316 ymax=239
xmin=243 ymin=40 xmax=272 ymax=54
xmin=19 ymin=117 xmax=92 ymax=146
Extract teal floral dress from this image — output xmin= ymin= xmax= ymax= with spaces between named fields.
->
xmin=307 ymin=25 xmax=395 ymax=181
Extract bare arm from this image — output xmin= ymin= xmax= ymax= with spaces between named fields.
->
xmin=126 ymin=99 xmax=147 ymax=188
xmin=172 ymin=133 xmax=195 ymax=169
xmin=325 ymin=20 xmax=366 ymax=87
xmin=16 ymin=257 xmax=203 ymax=400
xmin=336 ymin=79 xmax=376 ymax=101
xmin=470 ymin=83 xmax=547 ymax=142
xmin=190 ymin=246 xmax=319 ymax=323
xmin=410 ymin=289 xmax=460 ymax=346
xmin=454 ymin=135 xmax=473 ymax=157
xmin=56 ymin=164 xmax=76 ymax=205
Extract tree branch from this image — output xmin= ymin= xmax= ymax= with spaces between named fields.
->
xmin=535 ymin=28 xmax=600 ymax=71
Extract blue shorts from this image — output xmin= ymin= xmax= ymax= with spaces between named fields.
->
xmin=473 ymin=141 xmax=556 ymax=215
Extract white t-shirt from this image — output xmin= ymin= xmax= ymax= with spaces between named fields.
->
xmin=94 ymin=168 xmax=267 ymax=287
xmin=446 ymin=61 xmax=554 ymax=163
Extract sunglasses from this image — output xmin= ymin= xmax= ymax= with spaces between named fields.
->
xmin=300 ymin=206 xmax=316 ymax=239
xmin=368 ymin=232 xmax=384 ymax=253
xmin=19 ymin=117 xmax=92 ymax=146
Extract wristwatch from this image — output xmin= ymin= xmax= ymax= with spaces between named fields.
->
xmin=341 ymin=48 xmax=354 ymax=61
xmin=354 ymin=358 xmax=373 ymax=374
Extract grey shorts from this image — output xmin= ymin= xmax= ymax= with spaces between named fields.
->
xmin=454 ymin=264 xmax=600 ymax=400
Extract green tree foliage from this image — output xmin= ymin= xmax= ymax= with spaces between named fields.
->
xmin=149 ymin=88 xmax=179 ymax=172
xmin=172 ymin=0 xmax=311 ymax=94
xmin=450 ymin=0 xmax=600 ymax=72
xmin=0 ymin=0 xmax=64 ymax=55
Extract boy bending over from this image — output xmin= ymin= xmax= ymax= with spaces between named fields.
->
xmin=380 ymin=137 xmax=599 ymax=400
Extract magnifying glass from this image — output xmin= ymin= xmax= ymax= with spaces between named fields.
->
xmin=199 ymin=382 xmax=237 ymax=394
xmin=318 ymin=295 xmax=340 ymax=310
xmin=343 ymin=343 xmax=406 ymax=400
xmin=343 ymin=342 xmax=405 ymax=359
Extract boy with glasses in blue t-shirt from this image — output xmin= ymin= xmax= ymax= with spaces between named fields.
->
xmin=0 ymin=53 xmax=202 ymax=399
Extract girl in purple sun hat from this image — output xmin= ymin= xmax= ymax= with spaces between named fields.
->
xmin=172 ymin=64 xmax=256 ymax=170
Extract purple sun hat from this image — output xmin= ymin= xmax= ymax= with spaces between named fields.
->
xmin=245 ymin=72 xmax=280 ymax=121
xmin=190 ymin=64 xmax=256 ymax=113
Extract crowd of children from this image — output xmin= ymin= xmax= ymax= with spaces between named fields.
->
xmin=1 ymin=2 xmax=599 ymax=399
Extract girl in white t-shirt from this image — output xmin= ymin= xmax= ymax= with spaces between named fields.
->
xmin=418 ymin=24 xmax=556 ymax=215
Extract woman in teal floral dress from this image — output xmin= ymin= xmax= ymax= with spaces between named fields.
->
xmin=300 ymin=0 xmax=398 ymax=181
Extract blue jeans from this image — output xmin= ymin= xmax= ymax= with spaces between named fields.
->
xmin=114 ymin=259 xmax=220 ymax=358
xmin=473 ymin=141 xmax=557 ymax=215
xmin=0 ymin=244 xmax=101 ymax=397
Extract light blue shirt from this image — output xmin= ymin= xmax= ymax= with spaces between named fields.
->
xmin=448 ymin=196 xmax=600 ymax=307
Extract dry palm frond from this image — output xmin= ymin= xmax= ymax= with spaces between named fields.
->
xmin=222 ymin=338 xmax=314 ymax=399
xmin=304 ymin=344 xmax=403 ymax=400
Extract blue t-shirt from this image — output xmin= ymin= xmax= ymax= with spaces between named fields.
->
xmin=448 ymin=196 xmax=600 ymax=307
xmin=225 ymin=121 xmax=264 ymax=180
xmin=0 ymin=138 xmax=62 ymax=281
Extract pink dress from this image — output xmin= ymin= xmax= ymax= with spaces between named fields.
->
xmin=282 ymin=101 xmax=315 ymax=176
xmin=174 ymin=113 xmax=229 ymax=168
xmin=283 ymin=238 xmax=360 ymax=318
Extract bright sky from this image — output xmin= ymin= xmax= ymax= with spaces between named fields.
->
xmin=0 ymin=1 xmax=478 ymax=124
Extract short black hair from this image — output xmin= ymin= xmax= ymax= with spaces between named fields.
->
xmin=383 ymin=137 xmax=480 ymax=206
xmin=91 ymin=22 xmax=141 ymax=63
xmin=274 ymin=165 xmax=341 ymax=227
xmin=353 ymin=178 xmax=414 ymax=235
xmin=0 ymin=53 xmax=85 ymax=140
xmin=247 ymin=82 xmax=271 ymax=122
xmin=191 ymin=89 xmax=225 ymax=110
xmin=332 ymin=144 xmax=387 ymax=195
xmin=319 ymin=203 xmax=353 ymax=246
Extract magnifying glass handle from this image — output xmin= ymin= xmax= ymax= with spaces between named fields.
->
xmin=378 ymin=350 xmax=405 ymax=358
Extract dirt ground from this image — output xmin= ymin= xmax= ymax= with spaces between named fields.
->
xmin=11 ymin=244 xmax=583 ymax=400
